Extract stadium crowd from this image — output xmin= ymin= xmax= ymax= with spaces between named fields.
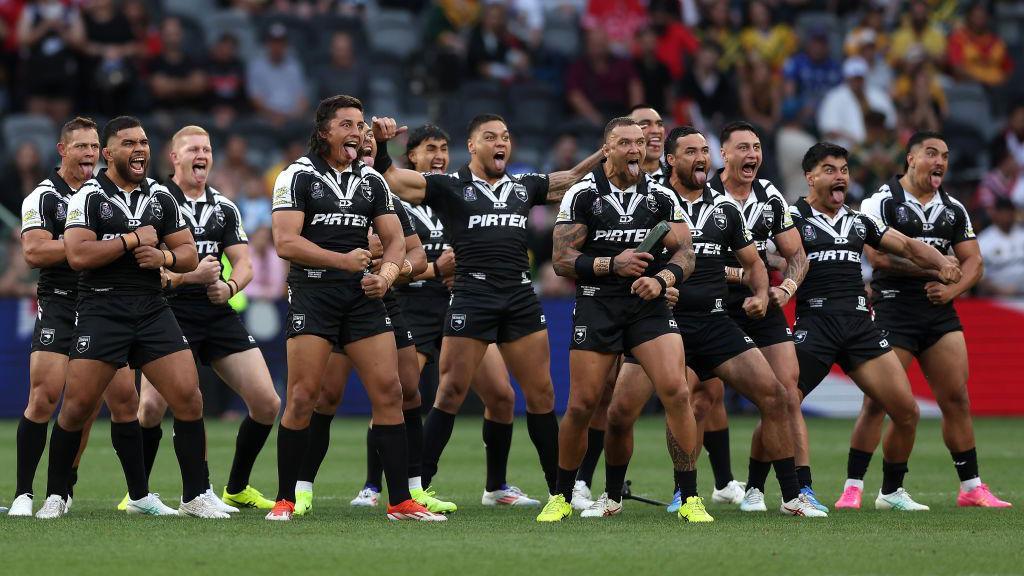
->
xmin=0 ymin=0 xmax=1022 ymax=300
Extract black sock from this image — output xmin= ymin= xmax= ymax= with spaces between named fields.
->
xmin=15 ymin=416 xmax=47 ymax=496
xmin=675 ymin=469 xmax=698 ymax=499
xmin=746 ymin=457 xmax=772 ymax=493
xmin=421 ymin=408 xmax=456 ymax=487
xmin=881 ymin=460 xmax=909 ymax=494
xmin=173 ymin=418 xmax=207 ymax=502
xmin=773 ymin=457 xmax=801 ymax=502
xmin=111 ymin=420 xmax=149 ymax=500
xmin=576 ymin=427 xmax=604 ymax=487
xmin=605 ymin=463 xmax=628 ymax=502
xmin=365 ymin=427 xmax=383 ymax=489
xmin=226 ymin=416 xmax=273 ymax=494
xmin=526 ymin=411 xmax=559 ymax=493
xmin=275 ymin=424 xmax=309 ymax=502
xmin=951 ymin=448 xmax=979 ymax=482
xmin=847 ymin=448 xmax=873 ymax=480
xmin=68 ymin=467 xmax=78 ymax=499
xmin=45 ymin=424 xmax=82 ymax=498
xmin=140 ymin=424 xmax=162 ymax=481
xmin=204 ymin=459 xmax=211 ymax=487
xmin=796 ymin=465 xmax=812 ymax=489
xmin=703 ymin=428 xmax=734 ymax=490
xmin=556 ymin=466 xmax=578 ymax=501
xmin=369 ymin=423 xmax=412 ymax=505
xmin=404 ymin=409 xmax=424 ymax=481
xmin=297 ymin=412 xmax=334 ymax=485
xmin=482 ymin=419 xmax=513 ymax=491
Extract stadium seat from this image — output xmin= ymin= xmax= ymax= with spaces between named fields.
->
xmin=255 ymin=14 xmax=319 ymax=58
xmin=161 ymin=0 xmax=216 ymax=22
xmin=165 ymin=12 xmax=209 ymax=60
xmin=942 ymin=120 xmax=988 ymax=182
xmin=204 ymin=10 xmax=258 ymax=61
xmin=542 ymin=8 xmax=580 ymax=57
xmin=945 ymin=82 xmax=995 ymax=139
xmin=367 ymin=9 xmax=419 ymax=60
xmin=2 ymin=114 xmax=57 ymax=166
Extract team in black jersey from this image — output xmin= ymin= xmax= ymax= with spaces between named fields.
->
xmin=791 ymin=142 xmax=960 ymax=511
xmin=842 ymin=133 xmax=1011 ymax=508
xmin=11 ymin=118 xmax=138 ymax=518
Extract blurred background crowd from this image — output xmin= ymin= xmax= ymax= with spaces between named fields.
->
xmin=1 ymin=0 xmax=1022 ymax=302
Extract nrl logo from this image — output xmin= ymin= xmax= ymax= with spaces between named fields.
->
xmin=463 ymin=186 xmax=477 ymax=201
xmin=311 ymin=181 xmax=324 ymax=199
xmin=100 ymin=202 xmax=113 ymax=220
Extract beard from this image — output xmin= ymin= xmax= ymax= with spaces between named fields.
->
xmin=114 ymin=155 xmax=146 ymax=185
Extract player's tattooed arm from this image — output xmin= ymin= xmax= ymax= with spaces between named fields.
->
xmin=666 ymin=427 xmax=700 ymax=472
xmin=767 ymin=227 xmax=806 ymax=308
xmin=877 ymin=229 xmax=968 ymax=303
xmin=664 ymin=221 xmax=695 ymax=281
xmin=765 ymin=252 xmax=788 ymax=274
xmin=866 ymin=245 xmax=951 ymax=279
xmin=546 ymin=149 xmax=604 ymax=203
xmin=552 ymin=222 xmax=594 ymax=279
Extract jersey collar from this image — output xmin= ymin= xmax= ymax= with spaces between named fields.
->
xmin=307 ymin=153 xmax=363 ymax=180
xmin=888 ymin=176 xmax=950 ymax=209
xmin=591 ymin=163 xmax=649 ymax=197
xmin=457 ymin=164 xmax=513 ymax=190
xmin=797 ymin=197 xmax=850 ymax=226
xmin=165 ymin=178 xmax=214 ymax=204
xmin=708 ymin=167 xmax=769 ymax=208
xmin=95 ymin=168 xmax=148 ymax=197
xmin=49 ymin=167 xmax=75 ymax=197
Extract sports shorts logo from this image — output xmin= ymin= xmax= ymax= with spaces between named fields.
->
xmin=744 ymin=336 xmax=754 ymax=344
xmin=151 ymin=201 xmax=163 ymax=219
xmin=76 ymin=335 xmax=91 ymax=353
xmin=450 ymin=313 xmax=467 ymax=331
xmin=291 ymin=314 xmax=306 ymax=332
xmin=879 ymin=338 xmax=889 ymax=348
xmin=311 ymin=181 xmax=324 ymax=199
xmin=573 ymin=326 xmax=587 ymax=343
xmin=793 ymin=330 xmax=807 ymax=344
xmin=40 ymin=328 xmax=55 ymax=345
xmin=248 ymin=335 xmax=256 ymax=344
xmin=463 ymin=186 xmax=477 ymax=201
xmin=100 ymin=202 xmax=113 ymax=220
xmin=668 ymin=319 xmax=678 ymax=329
xmin=385 ymin=316 xmax=392 ymax=326
xmin=540 ymin=314 xmax=546 ymax=324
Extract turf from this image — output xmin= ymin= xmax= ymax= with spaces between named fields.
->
xmin=1 ymin=416 xmax=1020 ymax=576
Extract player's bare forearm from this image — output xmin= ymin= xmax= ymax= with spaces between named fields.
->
xmin=775 ymin=229 xmax=807 ymax=285
xmin=375 ymin=215 xmax=407 ymax=268
xmin=739 ymin=248 xmax=770 ymax=300
xmin=665 ymin=223 xmax=695 ymax=281
xmin=546 ymin=149 xmax=604 ymax=203
xmin=766 ymin=252 xmax=788 ymax=274
xmin=867 ymin=244 xmax=936 ymax=279
xmin=64 ymin=229 xmax=133 ymax=270
xmin=21 ymin=233 xmax=66 ymax=268
xmin=945 ymin=252 xmax=983 ymax=298
xmin=381 ymin=167 xmax=427 ymax=204
xmin=164 ymin=230 xmax=199 ymax=273
xmin=552 ymin=222 xmax=590 ymax=279
xmin=224 ymin=245 xmax=253 ymax=291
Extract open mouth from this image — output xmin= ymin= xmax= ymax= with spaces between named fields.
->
xmin=830 ymin=183 xmax=847 ymax=204
xmin=741 ymin=161 xmax=757 ymax=179
xmin=192 ymin=161 xmax=207 ymax=182
xmin=929 ymin=168 xmax=944 ymax=190
xmin=493 ymin=150 xmax=506 ymax=172
xmin=647 ymin=135 xmax=662 ymax=152
xmin=128 ymin=155 xmax=146 ymax=176
xmin=692 ymin=162 xmax=707 ymax=186
xmin=430 ymin=158 xmax=445 ymax=173
xmin=627 ymin=159 xmax=640 ymax=178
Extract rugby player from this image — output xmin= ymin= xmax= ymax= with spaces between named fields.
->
xmin=377 ymin=114 xmax=602 ymax=501
xmin=37 ymin=116 xmax=215 ymax=519
xmin=839 ymin=133 xmax=1011 ymax=508
xmin=267 ymin=95 xmax=443 ymax=521
xmin=539 ymin=117 xmax=700 ymax=522
xmin=709 ymin=122 xmax=820 ymax=511
xmin=791 ymin=142 xmax=961 ymax=510
xmin=11 ymin=117 xmax=138 ymax=517
xmin=125 ymin=126 xmax=280 ymax=513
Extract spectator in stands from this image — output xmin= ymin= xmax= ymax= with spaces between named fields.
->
xmin=781 ymin=29 xmax=841 ymax=125
xmin=739 ymin=1 xmax=797 ymax=71
xmin=679 ymin=41 xmax=738 ymax=132
xmin=506 ymin=0 xmax=544 ymax=51
xmin=264 ymin=140 xmax=307 ymax=202
xmin=542 ymin=132 xmax=579 ymax=173
xmin=582 ymin=0 xmax=648 ymax=57
xmin=846 ymin=28 xmax=893 ymax=93
xmin=849 ymin=110 xmax=903 ymax=205
xmin=893 ymin=47 xmax=946 ymax=134
xmin=207 ymin=32 xmax=248 ymax=128
xmin=312 ymin=30 xmax=369 ymax=103
xmin=246 ymin=23 xmax=309 ymax=126
xmin=774 ymin=106 xmax=816 ymax=204
xmin=947 ymin=1 xmax=1013 ymax=88
xmin=738 ymin=54 xmax=782 ymax=134
xmin=1004 ymin=103 xmax=1024 ymax=169
xmin=977 ymin=198 xmax=1024 ymax=297
xmin=122 ymin=0 xmax=161 ymax=60
xmin=148 ymin=16 xmax=207 ymax=112
xmin=0 ymin=141 xmax=44 ymax=218
xmin=888 ymin=0 xmax=946 ymax=70
xmin=79 ymin=0 xmax=141 ymax=115
xmin=975 ymin=137 xmax=1024 ymax=212
xmin=648 ymin=0 xmax=698 ymax=80
xmin=245 ymin=226 xmax=288 ymax=300
xmin=0 ymin=228 xmax=35 ymax=298
xmin=844 ymin=2 xmax=888 ymax=58
xmin=634 ymin=26 xmax=672 ymax=114
xmin=700 ymin=1 xmax=743 ymax=73
xmin=466 ymin=2 xmax=529 ymax=83
xmin=566 ymin=27 xmax=642 ymax=126
xmin=423 ymin=0 xmax=479 ymax=92
xmin=209 ymin=134 xmax=262 ymax=204
xmin=17 ymin=0 xmax=83 ymax=124
xmin=817 ymin=57 xmax=896 ymax=149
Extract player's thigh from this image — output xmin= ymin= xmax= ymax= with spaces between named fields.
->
xmin=498 ymin=329 xmax=552 ymax=392
xmin=344 ymin=331 xmax=400 ymax=397
xmin=105 ymin=367 xmax=140 ymax=422
xmin=439 ymin=335 xmax=490 ymax=387
xmin=847 ymin=351 xmax=919 ymax=421
xmin=568 ymin=349 xmax=620 ymax=411
xmin=759 ymin=340 xmax=799 ymax=389
xmin=61 ymin=359 xmax=119 ymax=427
xmin=608 ymin=361 xmax=656 ymax=428
xmin=317 ymin=351 xmax=352 ymax=411
xmin=714 ymin=348 xmax=780 ymax=401
xmin=140 ymin=349 xmax=201 ymax=418
xmin=397 ymin=344 xmax=423 ymax=402
xmin=211 ymin=348 xmax=280 ymax=412
xmin=27 ymin=351 xmax=69 ymax=414
xmin=630 ymin=333 xmax=688 ymax=403
xmin=917 ymin=331 xmax=970 ymax=403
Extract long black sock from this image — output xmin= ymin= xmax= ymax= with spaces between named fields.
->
xmin=605 ymin=463 xmax=628 ymax=502
xmin=482 ymin=419 xmax=513 ymax=491
xmin=15 ymin=416 xmax=47 ymax=496
xmin=173 ymin=418 xmax=207 ymax=502
xmin=275 ymin=425 xmax=309 ymax=502
xmin=774 ymin=457 xmax=801 ymax=502
xmin=675 ymin=469 xmax=698 ymax=499
xmin=747 ymin=457 xmax=772 ymax=493
xmin=45 ymin=424 xmax=81 ymax=498
xmin=951 ymin=448 xmax=979 ymax=482
xmin=796 ymin=465 xmax=813 ymax=489
xmin=369 ymin=423 xmax=412 ymax=505
xmin=363 ymin=427 xmax=383 ymax=489
xmin=576 ymin=427 xmax=604 ymax=487
xmin=881 ymin=460 xmax=909 ymax=494
xmin=526 ymin=411 xmax=559 ymax=493
xmin=556 ymin=466 xmax=578 ymax=501
xmin=703 ymin=428 xmax=734 ymax=490
xmin=421 ymin=408 xmax=456 ymax=487
xmin=111 ymin=420 xmax=149 ymax=500
xmin=140 ymin=424 xmax=163 ymax=481
xmin=297 ymin=412 xmax=333 ymax=484
xmin=847 ymin=448 xmax=873 ymax=480
xmin=404 ymin=409 xmax=424 ymax=481
xmin=226 ymin=416 xmax=273 ymax=494
xmin=68 ymin=467 xmax=78 ymax=499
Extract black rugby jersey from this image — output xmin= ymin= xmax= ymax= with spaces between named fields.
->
xmin=422 ymin=166 xmax=549 ymax=287
xmin=394 ymin=199 xmax=450 ymax=297
xmin=165 ymin=180 xmax=247 ymax=300
xmin=706 ymin=169 xmax=794 ymax=307
xmin=862 ymin=178 xmax=975 ymax=305
xmin=272 ymin=154 xmax=395 ymax=285
xmin=673 ymin=188 xmax=753 ymax=316
xmin=556 ymin=167 xmax=684 ymax=298
xmin=790 ymin=198 xmax=887 ymax=316
xmin=646 ymin=160 xmax=669 ymax=186
xmin=21 ymin=168 xmax=80 ymax=298
xmin=65 ymin=169 xmax=188 ymax=295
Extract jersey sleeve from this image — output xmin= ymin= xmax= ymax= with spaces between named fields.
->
xmin=64 ymin=188 xmax=96 ymax=232
xmin=156 ymin=191 xmax=188 ymax=237
xmin=950 ymin=201 xmax=977 ymax=245
xmin=860 ymin=213 xmax=888 ymax=248
xmin=769 ymin=194 xmax=794 ymax=234
xmin=21 ymin=189 xmax=53 ymax=235
xmin=271 ymin=167 xmax=305 ymax=212
xmin=422 ymin=173 xmax=451 ymax=207
xmin=724 ymin=203 xmax=755 ymax=250
xmin=364 ymin=173 xmax=396 ymax=219
xmin=220 ymin=199 xmax=248 ymax=247
xmin=394 ymin=194 xmax=417 ymax=237
xmin=859 ymin=192 xmax=887 ymax=229
xmin=555 ymin=184 xmax=590 ymax=226
xmin=520 ymin=173 xmax=551 ymax=206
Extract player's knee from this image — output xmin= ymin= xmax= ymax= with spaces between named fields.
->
xmin=892 ymin=401 xmax=920 ymax=430
xmin=658 ymin=379 xmax=691 ymax=410
xmin=25 ymin=388 xmax=59 ymax=421
xmin=138 ymin=396 xmax=166 ymax=425
xmin=252 ymin=393 xmax=281 ymax=423
xmin=939 ymin=385 xmax=971 ymax=414
xmin=606 ymin=402 xmax=636 ymax=434
xmin=862 ymin=396 xmax=886 ymax=418
xmin=758 ymin=380 xmax=790 ymax=418
xmin=57 ymin=399 xmax=91 ymax=429
xmin=434 ymin=381 xmax=469 ymax=412
xmin=171 ymin=387 xmax=204 ymax=421
xmin=485 ymin=389 xmax=515 ymax=421
xmin=317 ymin=385 xmax=343 ymax=412
xmin=523 ymin=384 xmax=554 ymax=413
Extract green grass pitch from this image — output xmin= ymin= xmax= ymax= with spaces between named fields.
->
xmin=1 ymin=416 xmax=1020 ymax=575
